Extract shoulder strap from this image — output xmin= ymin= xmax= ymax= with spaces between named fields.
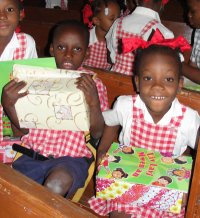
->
xmin=13 ymin=33 xmax=27 ymax=60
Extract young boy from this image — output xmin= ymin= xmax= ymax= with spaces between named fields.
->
xmin=106 ymin=0 xmax=174 ymax=75
xmin=2 ymin=20 xmax=109 ymax=198
xmin=182 ymin=0 xmax=200 ymax=85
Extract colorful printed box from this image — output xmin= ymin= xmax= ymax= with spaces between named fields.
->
xmin=0 ymin=137 xmax=21 ymax=163
xmin=96 ymin=143 xmax=193 ymax=214
xmin=13 ymin=64 xmax=90 ymax=131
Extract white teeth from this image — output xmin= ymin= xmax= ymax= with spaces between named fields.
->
xmin=151 ymin=96 xmax=165 ymax=100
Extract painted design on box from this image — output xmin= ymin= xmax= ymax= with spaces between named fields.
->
xmin=13 ymin=65 xmax=90 ymax=131
xmin=96 ymin=143 xmax=193 ymax=214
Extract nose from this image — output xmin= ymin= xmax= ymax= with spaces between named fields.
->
xmin=0 ymin=11 xmax=7 ymax=20
xmin=63 ymin=48 xmax=73 ymax=59
xmin=151 ymin=79 xmax=164 ymax=90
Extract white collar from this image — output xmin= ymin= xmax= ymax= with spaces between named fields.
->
xmin=89 ymin=27 xmax=98 ymax=45
xmin=132 ymin=6 xmax=161 ymax=22
xmin=135 ymin=95 xmax=183 ymax=125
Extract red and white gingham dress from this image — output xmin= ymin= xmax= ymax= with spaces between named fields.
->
xmin=89 ymin=96 xmax=186 ymax=217
xmin=112 ymin=17 xmax=158 ymax=75
xmin=0 ymin=33 xmax=27 ymax=139
xmin=83 ymin=41 xmax=111 ymax=70
xmin=21 ymin=68 xmax=109 ymax=158
xmin=13 ymin=33 xmax=27 ymax=60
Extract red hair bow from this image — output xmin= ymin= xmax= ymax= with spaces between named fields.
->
xmin=144 ymin=0 xmax=169 ymax=5
xmin=122 ymin=29 xmax=191 ymax=53
xmin=82 ymin=3 xmax=93 ymax=29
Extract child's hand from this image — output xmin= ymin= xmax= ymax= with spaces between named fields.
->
xmin=76 ymin=74 xmax=100 ymax=108
xmin=2 ymin=80 xmax=28 ymax=109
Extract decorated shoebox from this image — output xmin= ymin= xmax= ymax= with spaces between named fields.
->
xmin=0 ymin=57 xmax=57 ymax=137
xmin=96 ymin=143 xmax=193 ymax=214
xmin=12 ymin=64 xmax=90 ymax=131
xmin=0 ymin=137 xmax=21 ymax=163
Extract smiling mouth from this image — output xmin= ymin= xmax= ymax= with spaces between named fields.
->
xmin=151 ymin=96 xmax=166 ymax=100
xmin=62 ymin=62 xmax=73 ymax=69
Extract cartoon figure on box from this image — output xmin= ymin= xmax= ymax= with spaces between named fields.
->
xmin=98 ymin=154 xmax=121 ymax=173
xmin=151 ymin=176 xmax=172 ymax=187
xmin=113 ymin=144 xmax=134 ymax=154
xmin=161 ymin=156 xmax=187 ymax=165
xmin=168 ymin=167 xmax=191 ymax=181
xmin=111 ymin=168 xmax=128 ymax=179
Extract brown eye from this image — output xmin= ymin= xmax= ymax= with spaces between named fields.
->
xmin=57 ymin=45 xmax=65 ymax=51
xmin=165 ymin=77 xmax=174 ymax=82
xmin=6 ymin=7 xmax=14 ymax=12
xmin=143 ymin=76 xmax=152 ymax=81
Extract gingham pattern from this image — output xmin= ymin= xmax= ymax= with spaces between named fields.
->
xmin=22 ymin=68 xmax=109 ymax=158
xmin=13 ymin=33 xmax=27 ymax=60
xmin=190 ymin=29 xmax=200 ymax=68
xmin=88 ymin=197 xmax=185 ymax=218
xmin=130 ymin=96 xmax=186 ymax=153
xmin=83 ymin=41 xmax=111 ymax=70
xmin=112 ymin=18 xmax=158 ymax=75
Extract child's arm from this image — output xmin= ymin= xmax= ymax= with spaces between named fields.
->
xmin=182 ymin=62 xmax=200 ymax=84
xmin=76 ymin=74 xmax=104 ymax=139
xmin=97 ymin=124 xmax=120 ymax=166
xmin=2 ymin=80 xmax=29 ymax=135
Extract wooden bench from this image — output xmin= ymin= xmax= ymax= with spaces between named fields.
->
xmin=23 ymin=6 xmax=81 ymax=24
xmin=19 ymin=18 xmax=193 ymax=58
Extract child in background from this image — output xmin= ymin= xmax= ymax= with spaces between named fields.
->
xmin=0 ymin=0 xmax=37 ymax=60
xmin=182 ymin=0 xmax=200 ymax=85
xmin=106 ymin=0 xmax=174 ymax=75
xmin=2 ymin=20 xmax=109 ymax=198
xmin=82 ymin=0 xmax=120 ymax=70
xmin=89 ymin=33 xmax=200 ymax=217
xmin=0 ymin=0 xmax=37 ymax=138
xmin=45 ymin=0 xmax=68 ymax=10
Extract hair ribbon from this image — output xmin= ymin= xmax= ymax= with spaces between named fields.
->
xmin=82 ymin=3 xmax=93 ymax=28
xmin=122 ymin=29 xmax=191 ymax=53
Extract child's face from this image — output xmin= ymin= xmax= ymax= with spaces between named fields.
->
xmin=187 ymin=0 xmax=200 ymax=28
xmin=157 ymin=178 xmax=169 ymax=186
xmin=94 ymin=2 xmax=120 ymax=33
xmin=50 ymin=26 xmax=89 ymax=70
xmin=112 ymin=170 xmax=123 ymax=179
xmin=0 ymin=0 xmax=21 ymax=38
xmin=135 ymin=53 xmax=183 ymax=123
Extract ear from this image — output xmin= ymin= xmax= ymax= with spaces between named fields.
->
xmin=49 ymin=44 xmax=54 ymax=57
xmin=92 ymin=16 xmax=100 ymax=26
xmin=134 ymin=75 xmax=140 ymax=92
xmin=19 ymin=10 xmax=24 ymax=22
xmin=84 ymin=47 xmax=90 ymax=61
xmin=177 ymin=77 xmax=184 ymax=93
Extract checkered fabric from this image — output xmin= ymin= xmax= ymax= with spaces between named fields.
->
xmin=83 ymin=41 xmax=111 ymax=70
xmin=130 ymin=96 xmax=186 ymax=154
xmin=190 ymin=29 xmax=200 ymax=68
xmin=13 ymin=33 xmax=27 ymax=60
xmin=88 ymin=196 xmax=185 ymax=218
xmin=22 ymin=68 xmax=109 ymax=158
xmin=60 ymin=0 xmax=67 ymax=10
xmin=112 ymin=18 xmax=158 ymax=75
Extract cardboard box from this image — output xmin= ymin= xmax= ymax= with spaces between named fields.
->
xmin=13 ymin=65 xmax=90 ymax=131
xmin=96 ymin=143 xmax=193 ymax=214
xmin=0 ymin=137 xmax=21 ymax=163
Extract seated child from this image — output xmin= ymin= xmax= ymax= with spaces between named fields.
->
xmin=182 ymin=0 xmax=200 ymax=85
xmin=89 ymin=34 xmax=200 ymax=217
xmin=106 ymin=0 xmax=174 ymax=75
xmin=0 ymin=0 xmax=37 ymax=138
xmin=1 ymin=20 xmax=109 ymax=198
xmin=82 ymin=0 xmax=120 ymax=70
xmin=0 ymin=0 xmax=37 ymax=61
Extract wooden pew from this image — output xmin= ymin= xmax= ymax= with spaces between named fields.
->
xmin=0 ymin=163 xmax=98 ymax=218
xmin=20 ymin=18 xmax=193 ymax=58
xmin=23 ymin=6 xmax=81 ymax=24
